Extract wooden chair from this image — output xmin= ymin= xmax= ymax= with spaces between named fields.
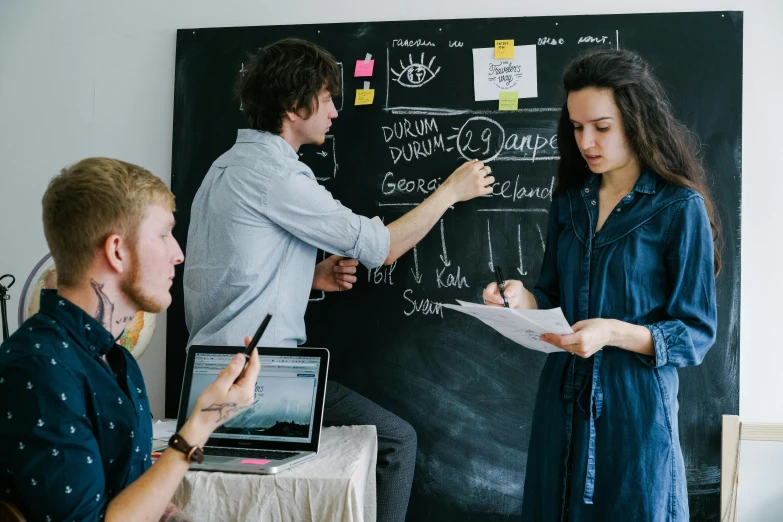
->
xmin=0 ymin=501 xmax=26 ymax=522
xmin=721 ymin=415 xmax=783 ymax=521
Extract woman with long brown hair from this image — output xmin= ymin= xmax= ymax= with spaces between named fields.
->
xmin=483 ymin=49 xmax=719 ymax=521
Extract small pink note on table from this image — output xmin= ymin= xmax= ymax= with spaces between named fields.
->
xmin=239 ymin=458 xmax=271 ymax=465
xmin=354 ymin=59 xmax=375 ymax=77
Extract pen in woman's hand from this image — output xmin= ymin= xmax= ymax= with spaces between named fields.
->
xmin=494 ymin=266 xmax=509 ymax=308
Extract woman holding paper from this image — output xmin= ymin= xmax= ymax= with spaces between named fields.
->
xmin=482 ymin=49 xmax=718 ymax=521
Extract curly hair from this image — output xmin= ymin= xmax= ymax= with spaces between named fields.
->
xmin=236 ymin=38 xmax=342 ymax=134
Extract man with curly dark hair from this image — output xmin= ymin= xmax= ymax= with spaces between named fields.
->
xmin=184 ymin=38 xmax=494 ymax=522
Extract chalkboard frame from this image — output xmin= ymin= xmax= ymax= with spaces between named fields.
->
xmin=168 ymin=12 xmax=742 ymax=521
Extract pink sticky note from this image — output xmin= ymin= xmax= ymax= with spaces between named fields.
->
xmin=354 ymin=59 xmax=375 ymax=77
xmin=239 ymin=458 xmax=271 ymax=465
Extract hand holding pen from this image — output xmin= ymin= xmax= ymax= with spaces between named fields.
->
xmin=482 ymin=273 xmax=536 ymax=309
xmin=237 ymin=313 xmax=272 ymax=382
xmin=493 ymin=266 xmax=509 ymax=308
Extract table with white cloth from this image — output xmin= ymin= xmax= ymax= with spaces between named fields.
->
xmin=169 ymin=425 xmax=377 ymax=522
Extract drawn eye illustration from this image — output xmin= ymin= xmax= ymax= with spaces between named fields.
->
xmin=391 ymin=53 xmax=441 ymax=88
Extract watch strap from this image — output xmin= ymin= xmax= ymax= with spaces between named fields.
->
xmin=168 ymin=432 xmax=204 ymax=464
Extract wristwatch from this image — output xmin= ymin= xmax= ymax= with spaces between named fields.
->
xmin=168 ymin=433 xmax=204 ymax=464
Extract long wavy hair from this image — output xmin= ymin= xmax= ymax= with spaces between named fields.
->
xmin=555 ymin=48 xmax=721 ymax=274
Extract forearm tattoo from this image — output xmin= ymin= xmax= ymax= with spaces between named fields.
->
xmin=90 ymin=279 xmax=114 ymax=331
xmin=200 ymin=402 xmax=250 ymax=424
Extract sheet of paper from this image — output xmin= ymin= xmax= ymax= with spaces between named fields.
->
xmin=472 ymin=45 xmax=537 ymax=101
xmin=494 ymin=39 xmax=514 ymax=58
xmin=152 ymin=419 xmax=178 ymax=440
xmin=498 ymin=91 xmax=519 ymax=111
xmin=354 ymin=59 xmax=375 ymax=77
xmin=446 ymin=300 xmax=572 ymax=353
xmin=355 ymin=89 xmax=375 ymax=105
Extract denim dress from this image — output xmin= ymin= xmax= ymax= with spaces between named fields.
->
xmin=522 ymin=170 xmax=717 ymax=522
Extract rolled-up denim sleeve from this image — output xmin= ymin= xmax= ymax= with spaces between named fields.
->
xmin=266 ymin=169 xmax=390 ymax=269
xmin=530 ymin=195 xmax=562 ymax=310
xmin=638 ymin=196 xmax=717 ymax=368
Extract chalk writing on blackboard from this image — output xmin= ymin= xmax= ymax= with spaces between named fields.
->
xmin=391 ymin=53 xmax=442 ymax=88
xmin=368 ymin=261 xmax=397 ymax=286
xmin=298 ymin=135 xmax=337 ymax=181
xmin=439 ymin=219 xmax=450 ymax=267
xmin=410 ymin=245 xmax=422 ymax=284
xmin=403 ymin=289 xmax=444 ymax=318
xmin=517 ymin=224 xmax=528 ymax=276
xmin=392 ymin=39 xmax=436 ymax=47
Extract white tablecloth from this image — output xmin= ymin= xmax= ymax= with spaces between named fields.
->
xmin=172 ymin=425 xmax=377 ymax=522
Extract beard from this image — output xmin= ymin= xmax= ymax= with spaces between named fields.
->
xmin=119 ymin=245 xmax=167 ymax=314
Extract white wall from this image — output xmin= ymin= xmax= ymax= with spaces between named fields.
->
xmin=1 ymin=0 xmax=781 ymax=517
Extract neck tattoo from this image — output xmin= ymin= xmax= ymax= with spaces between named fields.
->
xmin=90 ymin=279 xmax=114 ymax=332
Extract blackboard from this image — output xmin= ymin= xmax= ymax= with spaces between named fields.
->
xmin=167 ymin=12 xmax=742 ymax=521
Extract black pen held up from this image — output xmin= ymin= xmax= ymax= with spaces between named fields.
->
xmin=236 ymin=313 xmax=272 ymax=381
xmin=493 ymin=266 xmax=509 ymax=308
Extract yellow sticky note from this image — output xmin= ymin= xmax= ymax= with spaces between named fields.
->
xmin=495 ymin=40 xmax=514 ymax=59
xmin=355 ymin=89 xmax=375 ymax=106
xmin=499 ymin=91 xmax=518 ymax=111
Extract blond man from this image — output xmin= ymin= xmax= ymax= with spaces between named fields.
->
xmin=0 ymin=158 xmax=260 ymax=521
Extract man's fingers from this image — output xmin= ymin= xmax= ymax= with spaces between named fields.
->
xmin=337 ymin=274 xmax=357 ymax=284
xmin=213 ymin=353 xmax=246 ymax=391
xmin=334 ymin=265 xmax=357 ymax=274
xmin=235 ymin=346 xmax=261 ymax=389
xmin=338 ymin=258 xmax=359 ymax=267
xmin=244 ymin=336 xmax=252 ymax=348
xmin=339 ymin=280 xmax=353 ymax=291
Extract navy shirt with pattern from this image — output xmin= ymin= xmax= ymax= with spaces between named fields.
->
xmin=0 ymin=290 xmax=152 ymax=521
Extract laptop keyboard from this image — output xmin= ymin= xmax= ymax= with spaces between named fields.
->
xmin=202 ymin=447 xmax=298 ymax=461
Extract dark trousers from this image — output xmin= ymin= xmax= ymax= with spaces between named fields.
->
xmin=323 ymin=381 xmax=417 ymax=522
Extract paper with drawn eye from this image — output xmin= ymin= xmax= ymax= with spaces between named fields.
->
xmin=442 ymin=300 xmax=572 ymax=353
xmin=472 ymin=45 xmax=538 ymax=101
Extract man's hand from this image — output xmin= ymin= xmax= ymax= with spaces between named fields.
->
xmin=437 ymin=159 xmax=494 ymax=203
xmin=179 ymin=338 xmax=261 ymax=446
xmin=540 ymin=319 xmax=613 ymax=358
xmin=313 ymin=255 xmax=358 ymax=292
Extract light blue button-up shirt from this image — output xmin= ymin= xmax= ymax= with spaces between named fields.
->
xmin=184 ymin=130 xmax=390 ymax=348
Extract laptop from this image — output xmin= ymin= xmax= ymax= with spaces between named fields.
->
xmin=177 ymin=345 xmax=329 ymax=474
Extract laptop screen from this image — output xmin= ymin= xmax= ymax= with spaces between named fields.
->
xmin=185 ymin=353 xmax=322 ymax=444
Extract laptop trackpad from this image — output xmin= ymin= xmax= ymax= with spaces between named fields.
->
xmin=206 ymin=456 xmax=235 ymax=463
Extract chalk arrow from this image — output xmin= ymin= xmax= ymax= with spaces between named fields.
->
xmin=316 ymin=151 xmax=328 ymax=157
xmin=486 ymin=220 xmax=494 ymax=271
xmin=438 ymin=219 xmax=451 ymax=267
xmin=536 ymin=224 xmax=546 ymax=252
xmin=410 ymin=245 xmax=422 ymax=284
xmin=516 ymin=224 xmax=528 ymax=276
